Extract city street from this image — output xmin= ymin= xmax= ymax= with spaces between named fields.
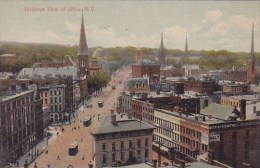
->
xmin=28 ymin=67 xmax=131 ymax=168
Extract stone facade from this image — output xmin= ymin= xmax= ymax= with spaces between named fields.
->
xmin=92 ymin=113 xmax=154 ymax=168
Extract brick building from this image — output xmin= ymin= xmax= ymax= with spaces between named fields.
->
xmin=0 ymin=89 xmax=43 ymax=166
xmin=220 ymin=82 xmax=250 ymax=95
xmin=132 ymin=64 xmax=160 ymax=83
xmin=221 ymin=68 xmax=247 ymax=83
xmin=160 ymin=66 xmax=183 ymax=78
xmin=182 ymin=79 xmax=217 ymax=95
xmin=153 ymin=100 xmax=260 ymax=168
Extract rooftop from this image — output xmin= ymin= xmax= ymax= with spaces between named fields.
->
xmin=0 ymin=90 xmax=33 ymax=102
xmin=155 ymin=108 xmax=223 ymax=125
xmin=92 ymin=113 xmax=154 ymax=135
xmin=18 ymin=66 xmax=78 ymax=79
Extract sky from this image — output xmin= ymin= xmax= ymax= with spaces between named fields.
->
xmin=0 ymin=1 xmax=260 ymax=52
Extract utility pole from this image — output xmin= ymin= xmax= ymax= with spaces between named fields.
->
xmin=154 ymin=140 xmax=164 ymax=167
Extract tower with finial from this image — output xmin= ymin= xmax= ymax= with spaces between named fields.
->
xmin=158 ymin=33 xmax=165 ymax=66
xmin=247 ymin=23 xmax=255 ymax=83
xmin=78 ymin=12 xmax=89 ymax=77
xmin=135 ymin=46 xmax=143 ymax=64
xmin=184 ymin=34 xmax=189 ymax=58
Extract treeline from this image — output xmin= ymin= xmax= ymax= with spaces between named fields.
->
xmin=0 ymin=42 xmax=259 ymax=72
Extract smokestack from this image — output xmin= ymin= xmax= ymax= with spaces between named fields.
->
xmin=240 ymin=99 xmax=246 ymax=121
xmin=111 ymin=109 xmax=117 ymax=126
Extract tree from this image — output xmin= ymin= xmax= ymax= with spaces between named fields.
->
xmin=87 ymin=70 xmax=111 ymax=95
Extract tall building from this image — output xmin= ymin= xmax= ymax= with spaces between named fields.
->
xmin=247 ymin=24 xmax=256 ymax=83
xmin=77 ymin=13 xmax=89 ymax=77
xmin=0 ymin=90 xmax=43 ymax=166
xmin=158 ymin=33 xmax=165 ymax=66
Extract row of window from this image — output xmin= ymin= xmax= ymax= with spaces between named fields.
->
xmin=0 ymin=94 xmax=33 ymax=114
xmin=102 ymin=150 xmax=149 ymax=163
xmin=0 ymin=105 xmax=33 ymax=126
xmin=102 ymin=139 xmax=149 ymax=151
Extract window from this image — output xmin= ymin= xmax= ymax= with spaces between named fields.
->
xmin=137 ymin=139 xmax=141 ymax=147
xmin=112 ymin=142 xmax=115 ymax=150
xmin=145 ymin=149 xmax=149 ymax=158
xmin=102 ymin=155 xmax=107 ymax=163
xmin=137 ymin=150 xmax=141 ymax=158
xmin=102 ymin=144 xmax=106 ymax=151
xmin=145 ymin=138 xmax=148 ymax=147
xmin=121 ymin=152 xmax=124 ymax=161
xmin=112 ymin=153 xmax=115 ymax=162
xmin=129 ymin=141 xmax=132 ymax=148
xmin=121 ymin=141 xmax=124 ymax=149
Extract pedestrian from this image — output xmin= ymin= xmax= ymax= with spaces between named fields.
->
xmin=57 ymin=155 xmax=60 ymax=160
xmin=72 ymin=128 xmax=73 ymax=131
xmin=78 ymin=126 xmax=80 ymax=129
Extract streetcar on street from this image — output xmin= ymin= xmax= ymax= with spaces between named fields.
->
xmin=83 ymin=116 xmax=92 ymax=127
xmin=68 ymin=141 xmax=78 ymax=156
xmin=98 ymin=99 xmax=104 ymax=108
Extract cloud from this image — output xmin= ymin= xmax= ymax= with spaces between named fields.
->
xmin=205 ymin=10 xmax=223 ymax=22
xmin=65 ymin=21 xmax=80 ymax=34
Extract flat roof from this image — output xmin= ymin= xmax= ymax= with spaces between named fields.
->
xmin=92 ymin=114 xmax=154 ymax=135
xmin=0 ymin=90 xmax=33 ymax=102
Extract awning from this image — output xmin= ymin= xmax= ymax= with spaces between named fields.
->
xmin=152 ymin=142 xmax=170 ymax=152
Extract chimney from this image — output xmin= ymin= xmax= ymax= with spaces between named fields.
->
xmin=116 ymin=160 xmax=121 ymax=167
xmin=195 ymin=116 xmax=198 ymax=121
xmin=88 ymin=163 xmax=93 ymax=168
xmin=179 ymin=160 xmax=185 ymax=168
xmin=111 ymin=109 xmax=117 ymax=126
xmin=208 ymin=115 xmax=212 ymax=119
xmin=204 ymin=99 xmax=208 ymax=108
xmin=152 ymin=159 xmax=157 ymax=168
xmin=240 ymin=99 xmax=246 ymax=121
xmin=156 ymin=90 xmax=160 ymax=95
xmin=202 ymin=116 xmax=206 ymax=121
xmin=208 ymin=149 xmax=214 ymax=165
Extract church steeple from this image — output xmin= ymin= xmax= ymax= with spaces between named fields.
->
xmin=247 ymin=23 xmax=256 ymax=83
xmin=185 ymin=34 xmax=189 ymax=58
xmin=250 ymin=23 xmax=255 ymax=61
xmin=77 ymin=13 xmax=89 ymax=77
xmin=78 ymin=13 xmax=88 ymax=56
xmin=158 ymin=32 xmax=165 ymax=66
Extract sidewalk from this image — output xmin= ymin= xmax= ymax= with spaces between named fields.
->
xmin=9 ymin=129 xmax=59 ymax=168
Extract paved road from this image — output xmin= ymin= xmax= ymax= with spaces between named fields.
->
xmin=29 ymin=67 xmax=131 ymax=168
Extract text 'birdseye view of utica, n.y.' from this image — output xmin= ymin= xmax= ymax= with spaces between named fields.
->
xmin=0 ymin=1 xmax=260 ymax=168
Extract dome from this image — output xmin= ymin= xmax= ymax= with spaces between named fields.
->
xmin=93 ymin=46 xmax=106 ymax=59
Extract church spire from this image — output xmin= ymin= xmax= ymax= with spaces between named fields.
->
xmin=185 ymin=34 xmax=188 ymax=57
xmin=78 ymin=12 xmax=88 ymax=56
xmin=247 ymin=23 xmax=256 ymax=83
xmin=250 ymin=23 xmax=255 ymax=61
xmin=159 ymin=32 xmax=165 ymax=66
